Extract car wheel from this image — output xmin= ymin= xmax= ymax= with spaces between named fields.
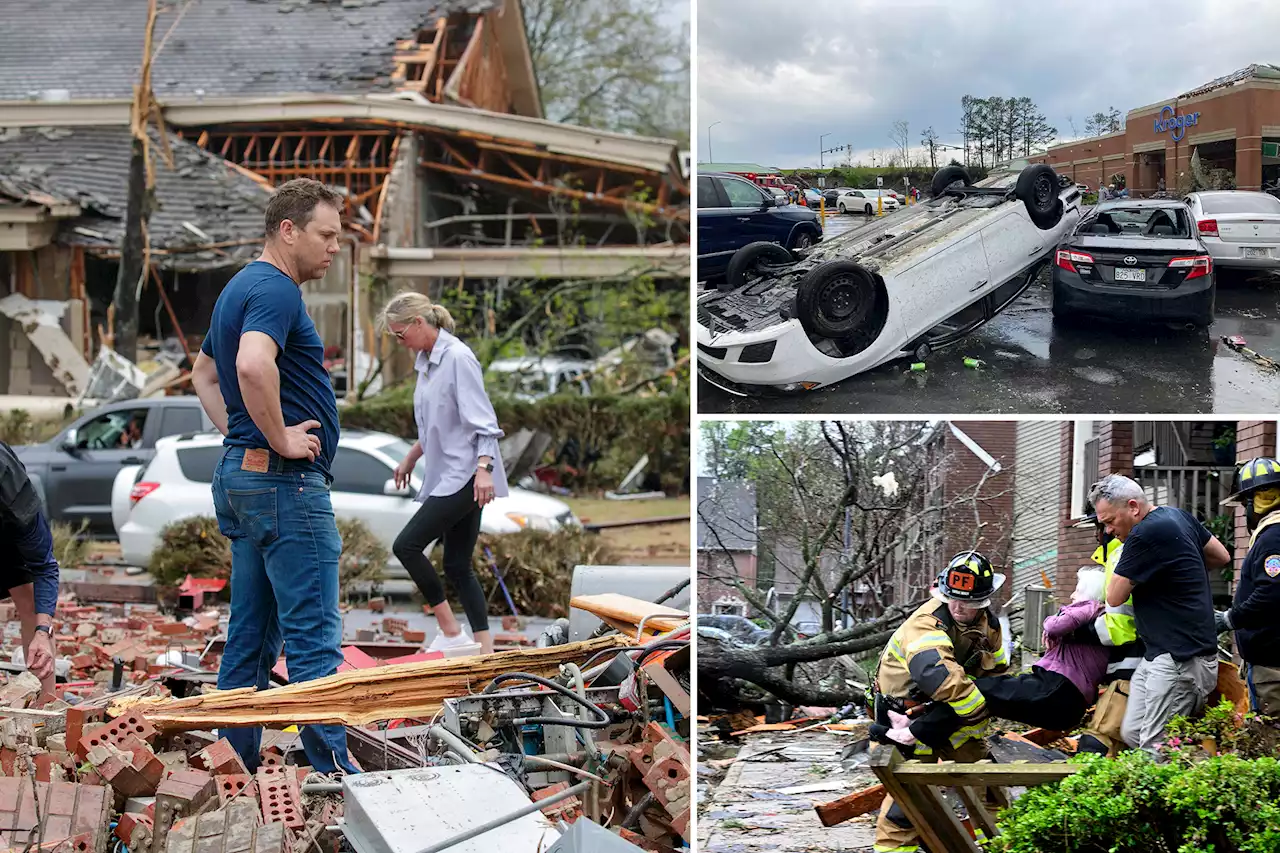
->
xmin=723 ymin=241 xmax=795 ymax=290
xmin=791 ymin=231 xmax=814 ymax=251
xmin=838 ymin=203 xmax=847 ymax=214
xmin=795 ymin=261 xmax=877 ymax=338
xmin=930 ymin=165 xmax=971 ymax=198
xmin=1049 ymin=280 xmax=1072 ymax=322
xmin=864 ymin=203 xmax=873 ymax=215
xmin=1196 ymin=283 xmax=1217 ymax=328
xmin=1016 ymin=164 xmax=1063 ymax=230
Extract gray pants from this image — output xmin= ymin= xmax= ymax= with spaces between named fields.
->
xmin=1121 ymin=653 xmax=1218 ymax=755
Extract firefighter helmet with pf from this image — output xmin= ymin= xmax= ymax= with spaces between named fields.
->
xmin=931 ymin=551 xmax=1006 ymax=607
xmin=1224 ymin=457 xmax=1280 ymax=505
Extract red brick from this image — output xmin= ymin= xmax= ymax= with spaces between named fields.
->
xmin=381 ymin=617 xmax=408 ymax=636
xmin=402 ymin=629 xmax=426 ymax=644
xmin=531 ymin=781 xmax=583 ymax=821
xmin=368 ymin=597 xmax=385 ymax=613
xmin=154 ymin=622 xmax=188 ymax=636
xmin=121 ymin=736 xmax=166 ymax=791
xmin=256 ymin=765 xmax=304 ymax=829
xmin=214 ymin=773 xmax=256 ymax=807
xmin=115 ymin=812 xmax=153 ymax=845
xmin=0 ymin=778 xmax=110 ymax=849
xmin=195 ymin=738 xmax=248 ymax=776
xmin=75 ymin=711 xmax=156 ymax=761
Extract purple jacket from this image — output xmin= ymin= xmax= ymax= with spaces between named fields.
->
xmin=1039 ymin=600 xmax=1108 ymax=701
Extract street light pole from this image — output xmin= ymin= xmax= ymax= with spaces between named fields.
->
xmin=707 ymin=121 xmax=721 ymax=164
xmin=820 ymin=132 xmax=831 ymax=169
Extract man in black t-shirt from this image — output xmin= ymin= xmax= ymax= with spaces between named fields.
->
xmin=1090 ymin=474 xmax=1229 ymax=756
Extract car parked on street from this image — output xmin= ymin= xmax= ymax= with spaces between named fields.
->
xmin=696 ymin=164 xmax=1083 ymax=394
xmin=835 ymin=189 xmax=900 ymax=215
xmin=697 ymin=171 xmax=823 ymax=282
xmin=112 ymin=430 xmax=580 ymax=569
xmin=823 ymin=187 xmax=855 ymax=205
xmin=14 ymin=397 xmax=215 ymax=537
xmin=1051 ymin=199 xmax=1215 ymax=327
xmin=1183 ymin=191 xmax=1280 ymax=271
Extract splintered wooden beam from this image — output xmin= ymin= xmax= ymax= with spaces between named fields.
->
xmin=569 ymin=594 xmax=689 ymax=636
xmin=112 ymin=636 xmax=622 ymax=728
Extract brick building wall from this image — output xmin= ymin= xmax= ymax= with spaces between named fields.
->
xmin=1056 ymin=422 xmax=1098 ymax=599
xmin=696 ymin=550 xmax=758 ymax=614
xmin=942 ymin=421 xmax=1017 ymax=605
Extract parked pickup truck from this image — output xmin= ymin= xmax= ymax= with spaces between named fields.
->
xmin=696 ymin=164 xmax=1083 ymax=395
xmin=14 ymin=396 xmax=214 ymax=537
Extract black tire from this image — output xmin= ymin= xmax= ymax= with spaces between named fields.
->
xmin=1195 ymin=283 xmax=1217 ymax=328
xmin=930 ymin=165 xmax=971 ymax=198
xmin=1016 ymin=165 xmax=1062 ymax=229
xmin=790 ymin=230 xmax=815 ymax=251
xmin=838 ymin=203 xmax=847 ymax=214
xmin=795 ymin=261 xmax=878 ymax=338
xmin=864 ymin=203 xmax=873 ymax=215
xmin=724 ymin=241 xmax=794 ymax=289
xmin=1050 ymin=280 xmax=1073 ymax=322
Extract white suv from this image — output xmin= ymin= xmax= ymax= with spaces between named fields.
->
xmin=113 ymin=430 xmax=579 ymax=569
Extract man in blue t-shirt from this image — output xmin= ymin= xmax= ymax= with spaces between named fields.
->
xmin=1091 ymin=474 xmax=1230 ymax=757
xmin=190 ymin=178 xmax=356 ymax=775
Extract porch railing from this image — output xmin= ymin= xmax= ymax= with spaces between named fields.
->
xmin=1133 ymin=466 xmax=1236 ymax=521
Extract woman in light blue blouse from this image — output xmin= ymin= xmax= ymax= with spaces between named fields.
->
xmin=379 ymin=291 xmax=508 ymax=655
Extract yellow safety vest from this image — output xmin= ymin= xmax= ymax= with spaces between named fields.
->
xmin=1096 ymin=540 xmax=1138 ymax=648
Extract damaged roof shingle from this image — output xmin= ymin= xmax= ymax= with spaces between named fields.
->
xmin=0 ymin=0 xmax=499 ymax=102
xmin=0 ymin=126 xmax=273 ymax=269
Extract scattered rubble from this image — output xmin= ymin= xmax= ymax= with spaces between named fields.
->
xmin=0 ymin=588 xmax=690 ymax=852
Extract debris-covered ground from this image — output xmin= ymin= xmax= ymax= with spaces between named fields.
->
xmin=0 ymin=586 xmax=690 ymax=852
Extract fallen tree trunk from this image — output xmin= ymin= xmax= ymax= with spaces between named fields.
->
xmin=112 ymin=636 xmax=622 ymax=728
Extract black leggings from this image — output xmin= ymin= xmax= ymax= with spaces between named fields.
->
xmin=391 ymin=477 xmax=489 ymax=634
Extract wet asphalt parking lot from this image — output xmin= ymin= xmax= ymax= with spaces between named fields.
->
xmin=700 ymin=210 xmax=1280 ymax=414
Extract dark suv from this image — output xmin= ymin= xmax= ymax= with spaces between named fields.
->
xmin=15 ymin=396 xmax=214 ymax=536
xmin=697 ymin=171 xmax=822 ymax=282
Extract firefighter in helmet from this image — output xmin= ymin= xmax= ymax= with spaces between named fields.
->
xmin=1216 ymin=457 xmax=1280 ymax=717
xmin=871 ymin=551 xmax=1008 ymax=853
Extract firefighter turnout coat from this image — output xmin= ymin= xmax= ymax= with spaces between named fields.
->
xmin=876 ymin=599 xmax=1009 ymax=751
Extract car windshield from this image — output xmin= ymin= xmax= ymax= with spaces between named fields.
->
xmin=1199 ymin=193 xmax=1280 ymax=215
xmin=1081 ymin=206 xmax=1192 ymax=238
xmin=374 ymin=437 xmax=426 ymax=481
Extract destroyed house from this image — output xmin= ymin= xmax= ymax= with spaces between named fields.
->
xmin=0 ymin=0 xmax=690 ymax=398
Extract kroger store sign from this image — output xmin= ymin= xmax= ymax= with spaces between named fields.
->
xmin=1154 ymin=105 xmax=1200 ymax=142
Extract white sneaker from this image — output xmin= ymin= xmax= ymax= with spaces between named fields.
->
xmin=427 ymin=629 xmax=475 ymax=652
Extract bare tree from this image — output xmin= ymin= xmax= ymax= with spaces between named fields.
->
xmin=920 ymin=126 xmax=940 ymax=170
xmin=889 ymin=120 xmax=911 ymax=167
xmin=697 ymin=421 xmax=1016 ymax=709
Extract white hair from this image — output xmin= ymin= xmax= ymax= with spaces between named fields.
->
xmin=1074 ymin=568 xmax=1105 ymax=603
xmin=1089 ymin=474 xmax=1148 ymax=509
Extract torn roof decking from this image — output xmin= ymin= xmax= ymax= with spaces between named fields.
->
xmin=0 ymin=0 xmax=501 ymax=103
xmin=0 ymin=126 xmax=271 ymax=270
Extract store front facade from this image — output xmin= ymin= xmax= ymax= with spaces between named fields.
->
xmin=1029 ymin=65 xmax=1280 ymax=195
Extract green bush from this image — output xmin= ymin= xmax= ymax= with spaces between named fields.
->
xmin=149 ymin=516 xmax=232 ymax=587
xmin=341 ymin=391 xmax=690 ymax=493
xmin=988 ymin=750 xmax=1280 ymax=852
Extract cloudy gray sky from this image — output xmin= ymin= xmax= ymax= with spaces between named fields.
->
xmin=697 ymin=0 xmax=1279 ymax=168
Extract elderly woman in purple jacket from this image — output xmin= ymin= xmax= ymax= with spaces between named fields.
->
xmin=379 ymin=291 xmax=508 ymax=655
xmin=883 ymin=569 xmax=1109 ymax=748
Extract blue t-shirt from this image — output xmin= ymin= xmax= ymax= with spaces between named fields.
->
xmin=201 ymin=261 xmax=338 ymax=475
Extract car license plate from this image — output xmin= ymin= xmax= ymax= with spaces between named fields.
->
xmin=1114 ymin=267 xmax=1145 ymax=282
xmin=1244 ymin=247 xmax=1270 ymax=259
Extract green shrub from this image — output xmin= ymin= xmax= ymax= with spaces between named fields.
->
xmin=429 ymin=528 xmax=619 ymax=618
xmin=988 ymin=750 xmax=1280 ymax=852
xmin=149 ymin=516 xmax=232 ymax=587
xmin=341 ymin=392 xmax=689 ymax=493
xmin=52 ymin=521 xmax=92 ymax=569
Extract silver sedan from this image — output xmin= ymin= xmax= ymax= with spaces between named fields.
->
xmin=1184 ymin=190 xmax=1280 ymax=270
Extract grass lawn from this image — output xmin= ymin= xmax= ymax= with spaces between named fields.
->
xmin=566 ymin=495 xmax=690 ymax=567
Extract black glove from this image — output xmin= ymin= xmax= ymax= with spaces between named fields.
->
xmin=1214 ymin=610 xmax=1233 ymax=634
xmin=1067 ymin=619 xmax=1103 ymax=647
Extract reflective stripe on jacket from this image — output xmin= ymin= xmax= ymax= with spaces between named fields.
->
xmin=877 ymin=600 xmax=1007 ymax=726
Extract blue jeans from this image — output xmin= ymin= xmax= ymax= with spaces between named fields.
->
xmin=212 ymin=446 xmax=357 ymax=774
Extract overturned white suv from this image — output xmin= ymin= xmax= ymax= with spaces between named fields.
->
xmin=696 ymin=164 xmax=1083 ymax=395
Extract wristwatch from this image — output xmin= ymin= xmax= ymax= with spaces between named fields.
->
xmin=477 ymin=461 xmax=494 ymax=473
xmin=34 ymin=625 xmax=51 ymax=635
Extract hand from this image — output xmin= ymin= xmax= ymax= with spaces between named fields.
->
xmin=27 ymin=630 xmax=54 ymax=682
xmin=394 ymin=457 xmax=415 ymax=490
xmin=474 ymin=468 xmax=495 ymax=507
xmin=273 ymin=420 xmax=322 ymax=461
xmin=1214 ymin=610 xmax=1233 ymax=634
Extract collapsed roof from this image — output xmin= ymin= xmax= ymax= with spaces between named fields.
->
xmin=0 ymin=0 xmax=501 ymax=101
xmin=1178 ymin=63 xmax=1280 ymax=100
xmin=0 ymin=125 xmax=271 ymax=269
